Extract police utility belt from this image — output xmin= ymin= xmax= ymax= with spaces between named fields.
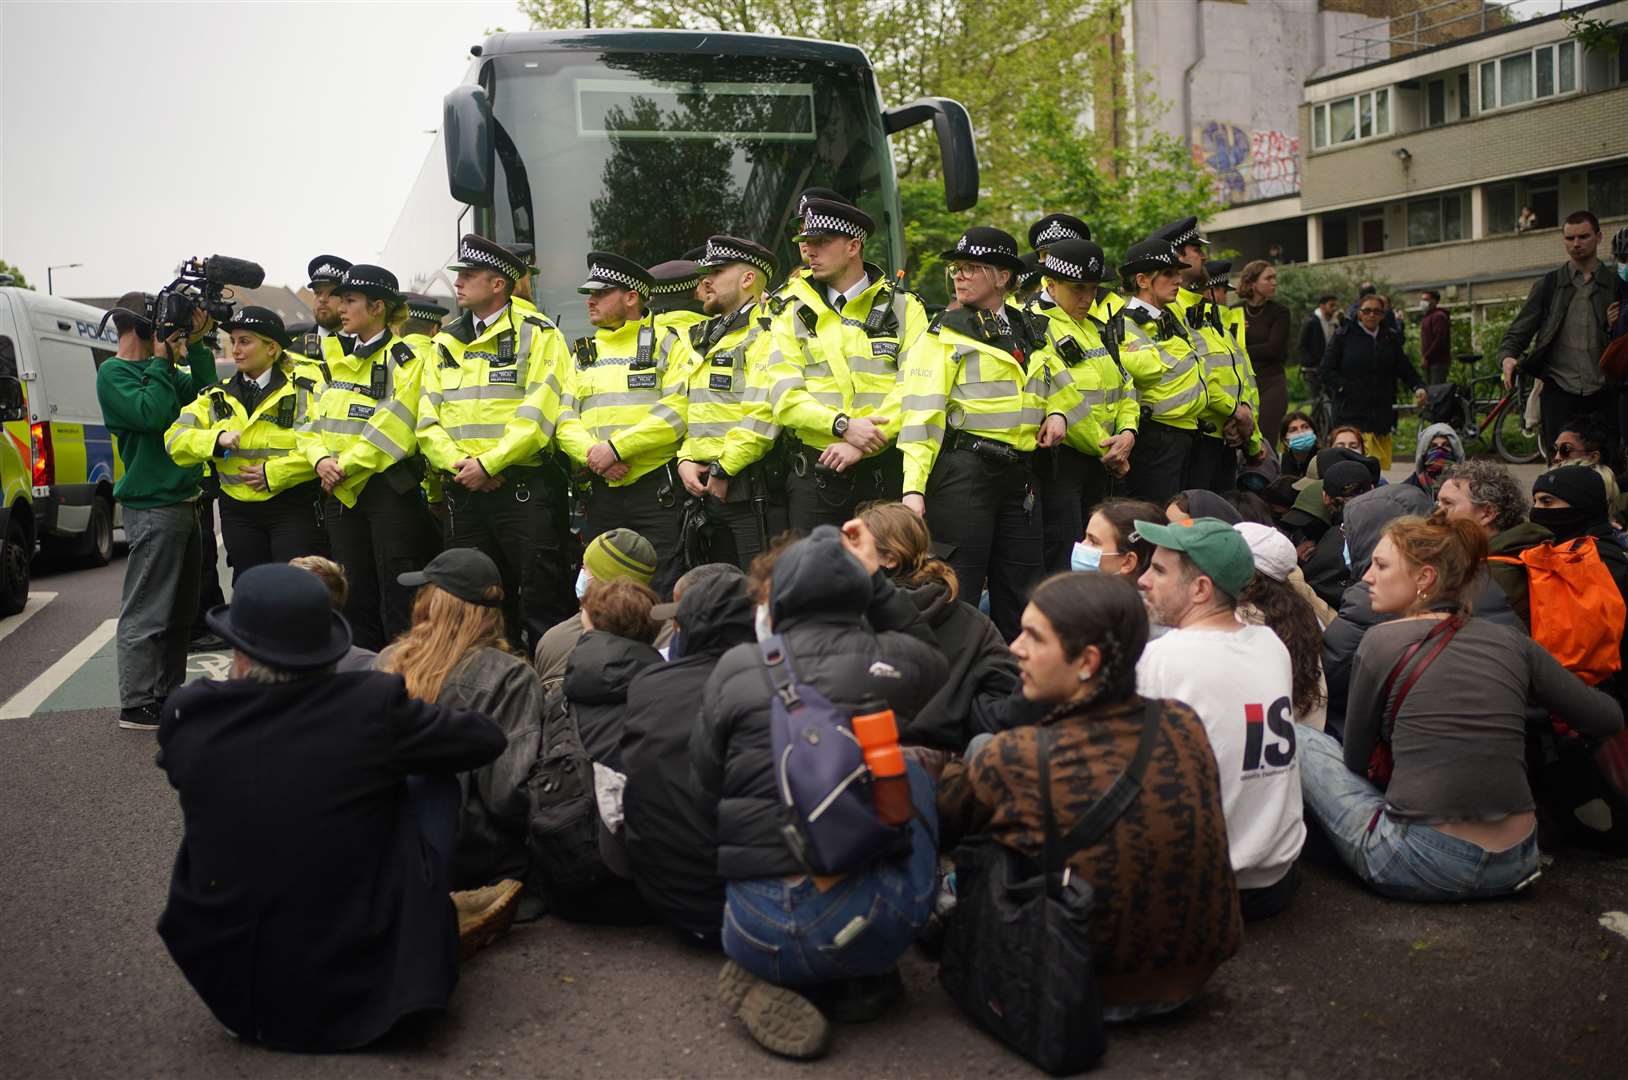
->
xmin=950 ymin=431 xmax=1028 ymax=465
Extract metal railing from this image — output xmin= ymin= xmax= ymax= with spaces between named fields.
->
xmin=1333 ymin=0 xmax=1571 ymax=68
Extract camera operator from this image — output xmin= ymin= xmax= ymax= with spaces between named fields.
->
xmin=95 ymin=294 xmax=220 ymax=731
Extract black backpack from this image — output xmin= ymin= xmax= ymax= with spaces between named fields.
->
xmin=525 ymin=686 xmax=612 ymax=900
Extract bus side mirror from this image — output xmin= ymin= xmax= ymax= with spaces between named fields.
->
xmin=883 ymin=97 xmax=980 ymax=213
xmin=0 ymin=376 xmax=25 ymax=422
xmin=444 ymin=85 xmax=495 ymax=208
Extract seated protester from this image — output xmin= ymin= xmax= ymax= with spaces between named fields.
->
xmin=694 ymin=526 xmax=947 ymax=1061
xmin=1300 ymin=516 xmax=1623 ymax=900
xmin=1076 ymin=497 xmax=1167 ymax=583
xmin=1135 ymin=517 xmax=1305 ymax=920
xmin=1435 ymin=461 xmax=1548 ymax=627
xmin=378 ymin=549 xmax=543 ymax=903
xmin=1551 ymin=414 xmax=1627 ymax=522
xmin=856 ymin=501 xmax=1019 ymax=748
xmin=1235 ymin=523 xmax=1330 ymax=731
xmin=621 ymin=564 xmax=755 ymax=948
xmin=1279 ymin=411 xmax=1319 ymax=478
xmin=1165 ymin=489 xmax=1243 ymax=526
xmin=157 ymin=564 xmax=507 ymax=1051
xmin=291 ymin=555 xmax=378 ymax=671
xmin=1291 ymin=461 xmax=1376 ymax=610
xmin=1401 ymin=422 xmax=1464 ymax=497
xmin=569 ymin=577 xmax=666 ymax=772
xmin=1225 ymin=489 xmax=1276 ymax=526
xmin=1322 ymin=484 xmax=1432 ymax=739
xmin=937 ymin=573 xmax=1241 ymax=1021
xmin=1261 ymin=475 xmax=1301 ymax=525
xmin=534 ymin=529 xmax=670 ymax=691
xmin=1323 ymin=424 xmax=1366 ymax=460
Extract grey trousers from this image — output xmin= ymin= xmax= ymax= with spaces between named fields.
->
xmin=117 ymin=502 xmax=203 ymax=710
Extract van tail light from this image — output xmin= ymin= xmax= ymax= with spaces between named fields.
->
xmin=30 ymin=422 xmax=52 ymax=487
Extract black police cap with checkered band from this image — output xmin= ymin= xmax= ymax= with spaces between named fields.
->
xmin=1201 ymin=259 xmax=1234 ymax=292
xmin=796 ymin=187 xmax=846 ymax=218
xmin=648 ymin=259 xmax=702 ymax=296
xmin=306 ymin=255 xmax=352 ymax=288
xmin=1154 ymin=216 xmax=1210 ymax=250
xmin=448 ymin=234 xmax=526 ymax=282
xmin=1038 ymin=239 xmax=1107 ymax=284
xmin=577 ymin=252 xmax=653 ymax=297
xmin=336 ymin=264 xmax=401 ymax=303
xmin=697 ymin=234 xmax=778 ymax=281
xmin=793 ymin=197 xmax=874 ymax=242
xmin=1028 ymin=213 xmax=1091 ymax=251
xmin=1119 ymin=239 xmax=1186 ymax=278
xmin=221 ymin=305 xmax=291 ymax=348
xmin=940 ymin=226 xmax=1025 ymax=272
xmin=404 ymin=293 xmax=451 ymax=323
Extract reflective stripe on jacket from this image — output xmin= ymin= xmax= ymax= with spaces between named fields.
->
xmin=165 ymin=359 xmax=325 ymax=501
xmin=555 ymin=315 xmax=694 ymax=486
xmin=296 ymin=334 xmax=427 ymax=506
xmin=679 ymin=301 xmax=777 ymax=471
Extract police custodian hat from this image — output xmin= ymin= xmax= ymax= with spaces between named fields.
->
xmin=336 ymin=264 xmax=402 ymax=304
xmin=794 ymin=197 xmax=874 ymax=243
xmin=1028 ymin=213 xmax=1091 ymax=250
xmin=1119 ymin=239 xmax=1185 ymax=278
xmin=578 ymin=252 xmax=653 ymax=297
xmin=941 ymin=226 xmax=1025 ymax=272
xmin=1037 ymin=239 xmax=1107 ymax=284
xmin=448 ymin=234 xmax=527 ymax=282
xmin=697 ymin=234 xmax=778 ymax=281
xmin=306 ymin=255 xmax=351 ymax=289
xmin=221 ymin=305 xmax=291 ymax=348
xmin=648 ymin=259 xmax=702 ymax=296
xmin=1154 ymin=216 xmax=1210 ymax=250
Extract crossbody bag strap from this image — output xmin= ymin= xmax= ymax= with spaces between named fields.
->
xmin=1059 ymin=698 xmax=1162 ymax=855
xmin=1036 ymin=726 xmax=1061 ymax=887
xmin=1383 ymin=617 xmax=1461 ymax=741
xmin=756 ymin=634 xmax=801 ymax=709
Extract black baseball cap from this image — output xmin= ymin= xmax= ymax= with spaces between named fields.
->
xmin=397 ymin=548 xmax=502 ymax=607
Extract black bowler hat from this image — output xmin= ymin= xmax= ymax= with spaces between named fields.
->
xmin=941 ymin=226 xmax=1025 ymax=272
xmin=794 ymin=197 xmax=874 ymax=242
xmin=1038 ymin=239 xmax=1107 ymax=284
xmin=697 ymin=234 xmax=778 ymax=281
xmin=578 ymin=252 xmax=653 ymax=297
xmin=306 ymin=255 xmax=351 ymax=289
xmin=336 ymin=264 xmax=401 ymax=304
xmin=206 ymin=564 xmax=352 ymax=670
xmin=1119 ymin=239 xmax=1185 ymax=278
xmin=221 ymin=306 xmax=292 ymax=348
xmin=649 ymin=259 xmax=702 ymax=296
xmin=448 ymin=233 xmax=526 ymax=282
xmin=398 ymin=547 xmax=503 ymax=608
xmin=403 ymin=293 xmax=451 ymax=323
xmin=1154 ymin=216 xmax=1209 ymax=250
xmin=1201 ymin=259 xmax=1234 ymax=291
xmin=1029 ymin=213 xmax=1091 ymax=250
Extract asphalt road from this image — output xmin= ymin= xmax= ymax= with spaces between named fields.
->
xmin=4 ymin=481 xmax=1626 ymax=1078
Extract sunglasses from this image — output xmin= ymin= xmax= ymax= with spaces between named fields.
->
xmin=1553 ymin=442 xmax=1588 ymax=459
xmin=1358 ymin=307 xmax=1383 ymax=315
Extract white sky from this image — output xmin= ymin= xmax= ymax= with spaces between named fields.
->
xmin=0 ymin=0 xmax=520 ymax=299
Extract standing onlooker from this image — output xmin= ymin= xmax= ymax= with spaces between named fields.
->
xmin=1499 ymin=211 xmax=1620 ymax=448
xmin=1297 ymin=294 xmax=1339 ymax=378
xmin=1347 ymin=283 xmax=1401 ymax=337
xmin=1238 ymin=260 xmax=1290 ymax=449
xmin=1321 ymin=292 xmax=1428 ymax=469
xmin=1419 ymin=290 xmax=1453 ymax=386
xmin=96 ymin=295 xmax=219 ymax=731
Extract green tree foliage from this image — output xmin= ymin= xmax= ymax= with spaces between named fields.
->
xmin=0 ymin=260 xmax=32 ymax=289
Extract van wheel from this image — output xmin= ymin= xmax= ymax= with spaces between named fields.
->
xmin=0 ymin=517 xmax=28 ymax=616
xmin=76 ymin=497 xmax=114 ymax=568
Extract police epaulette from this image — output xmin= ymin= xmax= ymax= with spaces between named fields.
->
xmin=688 ymin=320 xmax=711 ymax=350
xmin=390 ymin=341 xmax=416 ymax=365
xmin=522 ymin=313 xmax=554 ymax=331
xmin=927 ymin=312 xmax=945 ymax=336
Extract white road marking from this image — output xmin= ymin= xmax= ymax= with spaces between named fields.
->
xmin=0 ymin=618 xmax=117 ymax=720
xmin=1601 ymin=912 xmax=1628 ymax=943
xmin=0 ymin=592 xmax=57 ymax=646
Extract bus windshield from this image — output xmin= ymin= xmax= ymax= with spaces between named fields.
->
xmin=481 ymin=47 xmax=898 ymax=332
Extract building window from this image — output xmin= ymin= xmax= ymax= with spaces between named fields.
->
xmin=1313 ymin=104 xmax=1326 ymax=149
xmin=1589 ymin=163 xmax=1628 ymax=220
xmin=1407 ymin=194 xmax=1465 ymax=247
xmin=1478 ymin=41 xmax=1577 ymax=112
xmin=1486 ymin=181 xmax=1518 ymax=234
xmin=1360 ymin=213 xmax=1385 ymax=254
xmin=1313 ymin=88 xmax=1390 ymax=149
xmin=1458 ymin=71 xmax=1471 ymax=118
xmin=1426 ymin=79 xmax=1446 ymax=127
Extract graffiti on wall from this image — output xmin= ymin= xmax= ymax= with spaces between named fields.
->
xmin=1192 ymin=121 xmax=1301 ymax=204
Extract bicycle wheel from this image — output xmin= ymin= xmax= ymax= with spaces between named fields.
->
xmin=1492 ymin=393 xmax=1543 ymax=464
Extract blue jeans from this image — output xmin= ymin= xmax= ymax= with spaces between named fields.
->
xmin=722 ymin=763 xmax=939 ymax=990
xmin=117 ymin=502 xmax=203 ymax=710
xmin=1297 ymin=725 xmax=1540 ymax=901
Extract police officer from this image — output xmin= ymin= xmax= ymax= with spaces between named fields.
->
xmin=164 ymin=307 xmax=328 ymax=581
xmin=737 ymin=195 xmax=927 ymax=532
xmin=648 ymin=259 xmax=709 ymax=337
xmin=1186 ymin=259 xmax=1263 ymax=491
xmin=510 ymin=242 xmax=540 ymax=309
xmin=298 ymin=264 xmax=432 ymax=649
xmin=1028 ymin=239 xmax=1138 ymax=572
xmin=400 ymin=293 xmax=450 ymax=348
xmin=557 ymin=252 xmax=697 ymax=598
xmin=1028 ymin=212 xmax=1091 ymax=251
xmin=899 ymin=226 xmax=1067 ymax=641
xmin=1111 ymin=239 xmax=1206 ymax=505
xmin=295 ymin=255 xmax=355 ymax=371
xmin=674 ymin=234 xmax=784 ymax=569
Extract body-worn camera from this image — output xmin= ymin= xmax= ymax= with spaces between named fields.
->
xmin=98 ymin=255 xmax=265 ymax=341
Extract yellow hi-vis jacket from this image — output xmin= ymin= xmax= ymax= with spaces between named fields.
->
xmin=296 ymin=332 xmax=428 ymax=507
xmin=654 ymin=308 xmax=709 ymax=339
xmin=419 ymin=306 xmax=569 ymax=477
xmin=290 ymin=328 xmax=354 ymax=375
xmin=556 ymin=314 xmax=695 ymax=486
xmin=898 ymin=302 xmax=1068 ymax=494
xmin=726 ymin=268 xmax=928 ymax=468
xmin=1113 ymin=299 xmax=1206 ymax=430
xmin=1030 ymin=299 xmax=1138 ymax=458
xmin=1186 ymin=299 xmax=1263 ymax=454
xmin=164 ymin=359 xmax=326 ymax=501
xmin=679 ymin=301 xmax=777 ymax=474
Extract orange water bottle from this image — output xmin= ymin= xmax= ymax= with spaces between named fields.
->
xmin=852 ymin=701 xmax=912 ymax=827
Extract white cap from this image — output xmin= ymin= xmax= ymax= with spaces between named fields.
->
xmin=1234 ymin=521 xmax=1297 ymax=583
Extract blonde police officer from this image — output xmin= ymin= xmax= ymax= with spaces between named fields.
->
xmin=898 ymin=226 xmax=1068 ymax=641
xmin=164 ymin=306 xmax=328 ymax=580
xmin=557 ymin=252 xmax=697 ymax=598
xmin=299 ymin=264 xmax=433 ymax=649
xmin=419 ymin=234 xmax=573 ymax=649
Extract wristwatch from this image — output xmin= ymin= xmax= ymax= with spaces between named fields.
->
xmin=707 ymin=461 xmax=730 ymax=481
xmin=832 ymin=412 xmax=850 ymax=438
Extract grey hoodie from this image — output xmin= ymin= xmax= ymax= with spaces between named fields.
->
xmin=1411 ymin=421 xmax=1465 ymax=473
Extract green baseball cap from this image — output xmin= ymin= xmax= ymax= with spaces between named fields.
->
xmin=1132 ymin=516 xmax=1256 ymax=598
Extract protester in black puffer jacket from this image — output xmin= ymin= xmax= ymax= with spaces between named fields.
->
xmin=622 ymin=565 xmax=755 ymax=948
xmin=857 ymin=502 xmax=1019 ymax=749
xmin=692 ymin=525 xmax=947 ymax=1061
xmin=567 ymin=587 xmax=666 ymax=773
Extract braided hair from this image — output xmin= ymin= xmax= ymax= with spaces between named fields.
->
xmin=1028 ymin=573 xmax=1149 ymax=704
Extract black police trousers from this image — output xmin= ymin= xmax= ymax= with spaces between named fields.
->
xmin=697 ymin=466 xmax=787 ymax=571
xmin=1123 ymin=420 xmax=1194 ymax=507
xmin=445 ymin=464 xmax=573 ymax=655
xmin=1035 ymin=445 xmax=1109 ymax=575
xmin=924 ymin=446 xmax=1042 ymax=643
xmin=585 ymin=465 xmax=685 ymax=600
xmin=1188 ymin=435 xmax=1238 ymax=495
xmin=785 ymin=443 xmax=902 ymax=533
xmin=324 ymin=477 xmax=435 ymax=651
xmin=218 ymin=482 xmax=329 ymax=585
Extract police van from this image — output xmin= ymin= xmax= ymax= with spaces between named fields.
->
xmin=0 ymin=285 xmax=123 ymax=614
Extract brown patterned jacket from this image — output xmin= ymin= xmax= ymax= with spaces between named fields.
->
xmin=937 ymin=693 xmax=1242 ymax=1015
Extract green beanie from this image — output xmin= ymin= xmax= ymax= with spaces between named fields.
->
xmin=583 ymin=528 xmax=656 ymax=585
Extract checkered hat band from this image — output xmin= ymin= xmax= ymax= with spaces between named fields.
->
xmin=956 ymin=241 xmax=1013 ymax=258
xmin=705 ymin=243 xmax=773 ymax=275
xmin=650 ymin=279 xmax=696 ymax=295
xmin=588 ymin=266 xmax=649 ymax=295
xmin=344 ymin=273 xmax=392 ymax=291
xmin=407 ymin=304 xmax=442 ymax=320
xmin=312 ymin=263 xmax=344 ymax=279
xmin=1038 ymin=222 xmax=1082 ymax=244
xmin=1172 ymin=228 xmax=1198 ymax=245
xmin=1042 ymin=255 xmax=1087 ymax=279
xmin=458 ymin=243 xmax=522 ymax=278
xmin=802 ymin=212 xmax=866 ymax=238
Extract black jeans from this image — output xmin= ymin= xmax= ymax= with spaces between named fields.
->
xmin=324 ymin=478 xmax=435 ymax=651
xmin=1035 ymin=445 xmax=1106 ymax=575
xmin=785 ymin=444 xmax=903 ymax=534
xmin=1123 ymin=421 xmax=1194 ymax=506
xmin=1187 ymin=434 xmax=1238 ymax=495
xmin=1539 ymin=381 xmax=1617 ymax=450
xmin=585 ymin=465 xmax=685 ymax=600
xmin=193 ymin=492 xmax=226 ymax=636
xmin=445 ymin=465 xmax=573 ymax=654
xmin=924 ymin=446 xmax=1042 ymax=642
xmin=696 ymin=465 xmax=788 ymax=572
xmin=1239 ymin=862 xmax=1300 ymax=922
xmin=217 ymin=482 xmax=329 ymax=585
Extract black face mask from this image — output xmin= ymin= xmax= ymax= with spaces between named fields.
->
xmin=1530 ymin=505 xmax=1599 ymax=541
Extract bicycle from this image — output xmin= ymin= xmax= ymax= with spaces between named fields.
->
xmin=1431 ymin=352 xmax=1547 ymax=465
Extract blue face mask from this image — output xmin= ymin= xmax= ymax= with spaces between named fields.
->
xmin=1618 ymin=263 xmax=1628 ymax=283
xmin=1287 ymin=431 xmax=1317 ymax=452
xmin=575 ymin=568 xmax=592 ymax=599
xmin=1070 ymin=542 xmax=1104 ymax=572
